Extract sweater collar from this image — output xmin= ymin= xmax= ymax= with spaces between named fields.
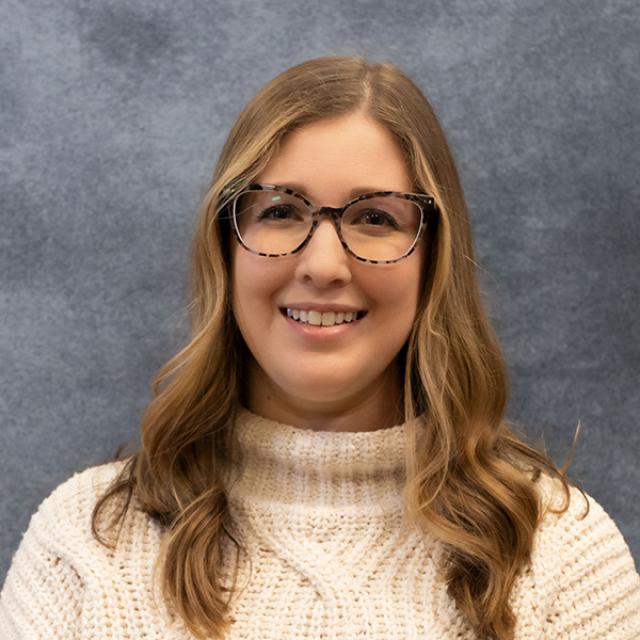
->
xmin=226 ymin=407 xmax=409 ymax=511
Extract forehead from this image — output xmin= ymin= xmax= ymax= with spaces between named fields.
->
xmin=257 ymin=112 xmax=413 ymax=203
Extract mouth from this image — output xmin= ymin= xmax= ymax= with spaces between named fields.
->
xmin=280 ymin=307 xmax=368 ymax=327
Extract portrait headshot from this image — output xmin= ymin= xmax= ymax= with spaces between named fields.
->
xmin=1 ymin=2 xmax=639 ymax=639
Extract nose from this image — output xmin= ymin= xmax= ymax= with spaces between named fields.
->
xmin=293 ymin=218 xmax=352 ymax=288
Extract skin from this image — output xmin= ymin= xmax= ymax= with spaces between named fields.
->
xmin=230 ymin=111 xmax=426 ymax=432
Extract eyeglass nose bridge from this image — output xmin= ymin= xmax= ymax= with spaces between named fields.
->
xmin=300 ymin=205 xmax=351 ymax=249
xmin=311 ymin=205 xmax=345 ymax=221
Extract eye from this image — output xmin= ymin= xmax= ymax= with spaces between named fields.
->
xmin=257 ymin=205 xmax=304 ymax=221
xmin=352 ymin=209 xmax=400 ymax=229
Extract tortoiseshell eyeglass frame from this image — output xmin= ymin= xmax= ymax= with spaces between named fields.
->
xmin=226 ymin=183 xmax=438 ymax=265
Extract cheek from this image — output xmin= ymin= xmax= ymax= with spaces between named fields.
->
xmin=231 ymin=251 xmax=285 ymax=328
xmin=368 ymin=258 xmax=423 ymax=317
xmin=377 ymin=266 xmax=424 ymax=352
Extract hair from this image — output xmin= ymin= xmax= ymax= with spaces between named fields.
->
xmin=91 ymin=55 xmax=588 ymax=640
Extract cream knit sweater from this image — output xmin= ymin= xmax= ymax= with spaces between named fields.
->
xmin=1 ymin=408 xmax=639 ymax=639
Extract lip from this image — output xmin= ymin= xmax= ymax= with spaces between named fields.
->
xmin=280 ymin=307 xmax=366 ymax=337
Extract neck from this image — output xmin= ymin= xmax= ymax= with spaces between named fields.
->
xmin=244 ymin=358 xmax=404 ymax=432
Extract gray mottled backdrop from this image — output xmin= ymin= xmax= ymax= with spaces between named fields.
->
xmin=1 ymin=0 xmax=638 ymax=582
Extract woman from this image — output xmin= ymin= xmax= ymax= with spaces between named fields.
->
xmin=1 ymin=55 xmax=639 ymax=640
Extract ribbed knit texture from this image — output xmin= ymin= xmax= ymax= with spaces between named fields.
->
xmin=1 ymin=408 xmax=639 ymax=639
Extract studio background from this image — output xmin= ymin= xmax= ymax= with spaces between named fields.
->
xmin=1 ymin=0 xmax=638 ymax=582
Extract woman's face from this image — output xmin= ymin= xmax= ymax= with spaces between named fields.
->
xmin=230 ymin=111 xmax=426 ymax=430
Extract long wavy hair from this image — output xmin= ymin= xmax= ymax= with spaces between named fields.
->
xmin=91 ymin=55 xmax=587 ymax=640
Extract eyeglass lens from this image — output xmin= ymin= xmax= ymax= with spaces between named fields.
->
xmin=233 ymin=188 xmax=423 ymax=261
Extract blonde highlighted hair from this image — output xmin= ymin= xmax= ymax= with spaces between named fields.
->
xmin=91 ymin=55 xmax=587 ymax=640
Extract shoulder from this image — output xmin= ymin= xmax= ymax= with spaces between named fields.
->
xmin=511 ymin=473 xmax=640 ymax=638
xmin=46 ymin=459 xmax=128 ymax=500
xmin=530 ymin=472 xmax=638 ymax=577
xmin=533 ymin=473 xmax=631 ymax=553
xmin=14 ymin=458 xmax=169 ymax=590
xmin=37 ymin=459 xmax=129 ymax=519
xmin=25 ymin=459 xmax=137 ymax=555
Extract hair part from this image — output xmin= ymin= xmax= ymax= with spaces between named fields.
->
xmin=91 ymin=55 xmax=587 ymax=640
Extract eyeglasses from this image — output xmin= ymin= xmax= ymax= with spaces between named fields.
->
xmin=228 ymin=183 xmax=437 ymax=264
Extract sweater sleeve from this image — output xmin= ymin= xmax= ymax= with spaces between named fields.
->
xmin=0 ymin=511 xmax=83 ymax=640
xmin=1 ymin=462 xmax=133 ymax=640
xmin=542 ymin=488 xmax=640 ymax=639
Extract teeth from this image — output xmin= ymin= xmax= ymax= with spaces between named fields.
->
xmin=285 ymin=308 xmax=363 ymax=327
xmin=321 ymin=311 xmax=335 ymax=326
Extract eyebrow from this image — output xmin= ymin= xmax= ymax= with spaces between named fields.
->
xmin=274 ymin=182 xmax=393 ymax=199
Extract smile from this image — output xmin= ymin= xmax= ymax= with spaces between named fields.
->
xmin=282 ymin=308 xmax=367 ymax=327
